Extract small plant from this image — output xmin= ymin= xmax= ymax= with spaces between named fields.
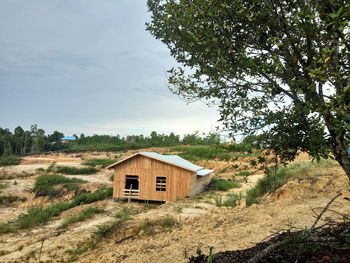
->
xmin=0 ymin=222 xmax=14 ymax=234
xmin=209 ymin=178 xmax=241 ymax=191
xmin=60 ymin=207 xmax=105 ymax=228
xmin=46 ymin=162 xmax=56 ymax=173
xmin=36 ymin=167 xmax=45 ymax=172
xmin=0 ymin=182 xmax=8 ymax=189
xmin=235 ymin=171 xmax=251 ymax=177
xmin=114 ymin=207 xmax=136 ymax=221
xmin=13 ymin=180 xmax=17 ymax=185
xmin=83 ymin=159 xmax=116 ymax=168
xmin=56 ymin=166 xmax=98 ymax=175
xmin=93 ymin=220 xmax=124 ymax=238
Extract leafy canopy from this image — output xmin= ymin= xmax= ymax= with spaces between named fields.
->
xmin=147 ymin=0 xmax=350 ymax=174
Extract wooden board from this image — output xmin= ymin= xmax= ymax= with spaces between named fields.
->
xmin=113 ymin=155 xmax=194 ymax=201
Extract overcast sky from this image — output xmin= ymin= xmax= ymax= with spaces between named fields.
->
xmin=0 ymin=0 xmax=219 ymax=137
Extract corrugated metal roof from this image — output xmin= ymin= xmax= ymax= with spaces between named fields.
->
xmin=141 ymin=152 xmax=202 ymax=171
xmin=196 ymin=169 xmax=214 ymax=176
xmin=107 ymin=152 xmax=214 ymax=177
xmin=60 ymin=136 xmax=76 ymax=141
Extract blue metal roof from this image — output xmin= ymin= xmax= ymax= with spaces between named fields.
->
xmin=60 ymin=136 xmax=76 ymax=141
xmin=141 ymin=152 xmax=202 ymax=171
xmin=196 ymin=169 xmax=214 ymax=176
xmin=107 ymin=152 xmax=214 ymax=177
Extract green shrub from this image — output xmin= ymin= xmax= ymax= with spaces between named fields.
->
xmin=209 ymin=178 xmax=241 ymax=191
xmin=33 ymin=174 xmax=86 ymax=197
xmin=0 ymin=156 xmax=20 ymax=166
xmin=36 ymin=167 xmax=45 ymax=172
xmin=56 ymin=166 xmax=98 ymax=175
xmin=60 ymin=206 xmax=105 ymax=228
xmin=72 ymin=187 xmax=113 ymax=206
xmin=114 ymin=207 xmax=135 ymax=221
xmin=0 ymin=222 xmax=14 ymax=234
xmin=215 ymin=193 xmax=242 ymax=207
xmin=245 ymin=166 xmax=291 ymax=206
xmin=235 ymin=171 xmax=251 ymax=177
xmin=0 ymin=182 xmax=8 ymax=189
xmin=16 ymin=202 xmax=73 ymax=229
xmin=93 ymin=220 xmax=124 ymax=238
xmin=83 ymin=159 xmax=116 ymax=168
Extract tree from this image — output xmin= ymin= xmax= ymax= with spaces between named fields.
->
xmin=147 ymin=0 xmax=350 ymax=180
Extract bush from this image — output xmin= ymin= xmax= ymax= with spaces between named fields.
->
xmin=83 ymin=159 xmax=116 ymax=168
xmin=72 ymin=187 xmax=113 ymax=206
xmin=60 ymin=206 xmax=105 ymax=228
xmin=209 ymin=178 xmax=241 ymax=191
xmin=33 ymin=174 xmax=86 ymax=197
xmin=235 ymin=171 xmax=251 ymax=177
xmin=0 ymin=222 xmax=14 ymax=234
xmin=114 ymin=207 xmax=136 ymax=221
xmin=245 ymin=166 xmax=291 ymax=206
xmin=56 ymin=166 xmax=98 ymax=175
xmin=0 ymin=156 xmax=20 ymax=166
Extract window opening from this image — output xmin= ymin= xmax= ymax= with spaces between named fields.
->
xmin=156 ymin=176 xmax=166 ymax=191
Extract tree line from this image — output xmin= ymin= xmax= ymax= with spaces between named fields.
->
xmin=0 ymin=125 xmax=221 ymax=156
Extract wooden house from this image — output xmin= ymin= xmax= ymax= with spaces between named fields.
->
xmin=107 ymin=152 xmax=213 ymax=202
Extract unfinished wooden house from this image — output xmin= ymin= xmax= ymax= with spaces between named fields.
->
xmin=107 ymin=152 xmax=213 ymax=202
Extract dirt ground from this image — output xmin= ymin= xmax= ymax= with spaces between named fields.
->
xmin=0 ymin=151 xmax=349 ymax=263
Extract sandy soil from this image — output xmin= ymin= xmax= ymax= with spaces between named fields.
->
xmin=0 ymin=151 xmax=349 ymax=263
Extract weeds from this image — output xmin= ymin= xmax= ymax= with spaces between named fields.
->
xmin=209 ymin=178 xmax=241 ymax=191
xmin=215 ymin=193 xmax=242 ymax=207
xmin=60 ymin=207 xmax=105 ymax=228
xmin=0 ymin=195 xmax=26 ymax=206
xmin=0 ymin=156 xmax=20 ymax=166
xmin=0 ymin=182 xmax=8 ymax=189
xmin=83 ymin=159 xmax=116 ymax=168
xmin=245 ymin=160 xmax=337 ymax=206
xmin=33 ymin=174 xmax=86 ymax=197
xmin=0 ymin=187 xmax=113 ymax=232
xmin=56 ymin=166 xmax=98 ymax=175
xmin=114 ymin=207 xmax=136 ymax=221
xmin=235 ymin=171 xmax=251 ymax=177
xmin=138 ymin=216 xmax=180 ymax=235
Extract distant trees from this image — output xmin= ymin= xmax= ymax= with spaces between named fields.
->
xmin=0 ymin=126 xmax=222 ymax=156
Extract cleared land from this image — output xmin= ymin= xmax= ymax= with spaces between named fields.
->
xmin=0 ymin=149 xmax=349 ymax=263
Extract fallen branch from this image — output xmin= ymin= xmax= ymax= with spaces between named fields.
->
xmin=310 ymin=192 xmax=342 ymax=231
xmin=247 ymin=193 xmax=343 ymax=263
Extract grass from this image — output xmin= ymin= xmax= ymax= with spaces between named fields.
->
xmin=70 ymin=205 xmax=137 ymax=258
xmin=171 ymin=145 xmax=258 ymax=161
xmin=214 ymin=193 xmax=242 ymax=207
xmin=0 ymin=195 xmax=26 ymax=206
xmin=0 ymin=186 xmax=113 ymax=233
xmin=60 ymin=207 xmax=105 ymax=228
xmin=245 ymin=159 xmax=338 ymax=206
xmin=82 ymin=159 xmax=116 ymax=168
xmin=235 ymin=171 xmax=251 ymax=177
xmin=114 ymin=207 xmax=136 ymax=221
xmin=33 ymin=174 xmax=86 ymax=197
xmin=209 ymin=178 xmax=241 ymax=191
xmin=0 ymin=182 xmax=8 ymax=189
xmin=0 ymin=156 xmax=20 ymax=166
xmin=56 ymin=166 xmax=98 ymax=175
xmin=138 ymin=216 xmax=180 ymax=235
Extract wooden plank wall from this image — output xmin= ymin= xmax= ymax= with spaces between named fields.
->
xmin=113 ymin=155 xmax=194 ymax=201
